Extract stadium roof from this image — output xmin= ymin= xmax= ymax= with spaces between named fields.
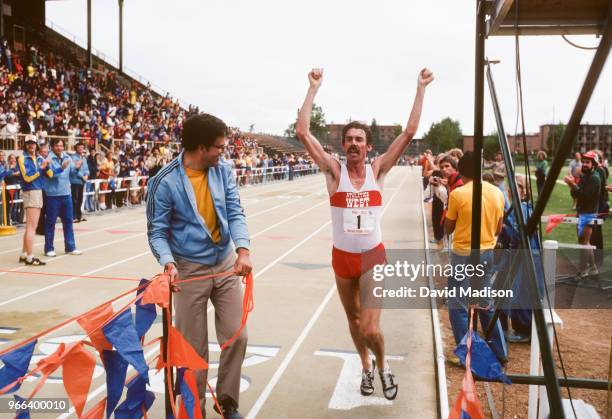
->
xmin=486 ymin=0 xmax=610 ymax=36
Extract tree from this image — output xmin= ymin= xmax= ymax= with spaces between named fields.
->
xmin=370 ymin=118 xmax=380 ymax=143
xmin=483 ymin=131 xmax=501 ymax=160
xmin=422 ymin=117 xmax=463 ymax=154
xmin=285 ymin=104 xmax=328 ymax=140
xmin=546 ymin=123 xmax=565 ymax=154
xmin=392 ymin=124 xmax=403 ymax=138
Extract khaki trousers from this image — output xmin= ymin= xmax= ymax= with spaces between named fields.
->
xmin=174 ymin=251 xmax=247 ymax=413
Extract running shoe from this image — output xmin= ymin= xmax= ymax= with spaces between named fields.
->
xmin=213 ymin=402 xmax=243 ymax=419
xmin=360 ymin=359 xmax=376 ymax=396
xmin=506 ymin=332 xmax=530 ymax=343
xmin=67 ymin=250 xmax=83 ymax=256
xmin=18 ymin=255 xmax=27 ymax=263
xmin=45 ymin=251 xmax=57 ymax=257
xmin=379 ymin=366 xmax=398 ymax=400
xmin=25 ymin=257 xmax=46 ymax=266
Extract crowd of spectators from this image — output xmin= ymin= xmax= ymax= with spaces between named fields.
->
xmin=0 ymin=38 xmax=319 ymax=227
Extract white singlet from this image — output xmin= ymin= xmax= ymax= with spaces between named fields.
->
xmin=330 ymin=163 xmax=383 ymax=253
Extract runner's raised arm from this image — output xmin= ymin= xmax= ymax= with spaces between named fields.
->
xmin=373 ymin=68 xmax=434 ymax=179
xmin=296 ymin=68 xmax=339 ymax=180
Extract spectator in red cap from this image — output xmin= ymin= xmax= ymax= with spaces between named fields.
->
xmin=563 ymin=151 xmax=601 ymax=278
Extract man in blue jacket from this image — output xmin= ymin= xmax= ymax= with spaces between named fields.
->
xmin=147 ymin=113 xmax=252 ymax=419
xmin=43 ymin=138 xmax=83 ymax=257
xmin=70 ymin=142 xmax=90 ymax=222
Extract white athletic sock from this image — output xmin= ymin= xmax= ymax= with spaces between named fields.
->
xmin=21 ymin=252 xmax=27 ymax=258
xmin=26 ymin=254 xmax=33 ymax=262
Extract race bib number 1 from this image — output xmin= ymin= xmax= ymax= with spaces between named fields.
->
xmin=343 ymin=209 xmax=375 ymax=234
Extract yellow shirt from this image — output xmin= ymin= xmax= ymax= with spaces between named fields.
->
xmin=446 ymin=181 xmax=504 ymax=250
xmin=185 ymin=167 xmax=221 ymax=243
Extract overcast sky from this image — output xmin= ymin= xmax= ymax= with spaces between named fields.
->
xmin=47 ymin=0 xmax=611 ymax=138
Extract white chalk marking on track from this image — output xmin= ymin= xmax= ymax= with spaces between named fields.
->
xmin=314 ymin=350 xmax=405 ymax=410
xmin=246 ymin=170 xmax=409 ymax=418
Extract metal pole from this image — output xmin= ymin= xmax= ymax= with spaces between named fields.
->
xmin=485 ymin=62 xmax=565 ymax=418
xmin=527 ymin=11 xmax=612 ymax=234
xmin=118 ymin=0 xmax=124 ymax=73
xmin=471 ymin=0 xmax=485 ymax=249
xmin=163 ymin=289 xmax=174 ymax=417
xmin=87 ymin=0 xmax=93 ymax=69
xmin=475 ymin=373 xmax=612 ymax=391
xmin=0 ymin=0 xmax=4 ymax=38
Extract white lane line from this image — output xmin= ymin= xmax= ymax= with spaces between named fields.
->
xmin=0 ymin=179 xmax=320 ymax=255
xmin=241 ymin=177 xmax=324 ymax=206
xmin=251 ymin=201 xmax=327 ymax=239
xmin=246 ymin=170 xmax=409 ymax=418
xmin=0 ymin=251 xmax=150 ymax=308
xmin=0 ymin=184 xmax=324 ymax=282
xmin=420 ymin=177 xmax=450 ymax=419
xmin=246 ymin=285 xmax=337 ymax=419
xmin=248 ymin=190 xmax=326 ymax=219
xmin=56 ymin=194 xmax=332 ymax=418
xmin=0 ymin=216 xmax=146 ymax=256
xmin=0 ymin=207 xmax=146 ymax=243
xmin=0 ymin=231 xmax=148 ymax=280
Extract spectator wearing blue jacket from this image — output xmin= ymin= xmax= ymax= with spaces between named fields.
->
xmin=70 ymin=142 xmax=90 ymax=222
xmin=146 ymin=113 xmax=252 ymax=419
xmin=17 ymin=135 xmax=53 ymax=266
xmin=43 ymin=138 xmax=82 ymax=257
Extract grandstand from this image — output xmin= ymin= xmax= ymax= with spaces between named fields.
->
xmin=249 ymin=133 xmax=305 ymax=155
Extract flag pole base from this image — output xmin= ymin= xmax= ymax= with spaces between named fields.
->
xmin=0 ymin=225 xmax=16 ymax=236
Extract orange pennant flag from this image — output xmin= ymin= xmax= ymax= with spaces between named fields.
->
xmin=29 ymin=342 xmax=78 ymax=399
xmin=545 ymin=214 xmax=566 ymax=234
xmin=178 ymin=369 xmax=203 ymax=419
xmin=63 ymin=342 xmax=97 ymax=417
xmin=142 ymin=274 xmax=170 ymax=308
xmin=81 ymin=398 xmax=106 ymax=419
xmin=449 ymin=368 xmax=485 ymax=419
xmin=77 ymin=303 xmax=114 ymax=351
xmin=449 ymin=308 xmax=485 ymax=419
xmin=166 ymin=325 xmax=208 ymax=370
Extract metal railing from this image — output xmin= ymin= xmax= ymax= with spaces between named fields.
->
xmin=0 ymin=133 xmax=182 ymax=154
xmin=0 ymin=164 xmax=319 ymax=225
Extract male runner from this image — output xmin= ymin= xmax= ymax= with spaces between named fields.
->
xmin=296 ymin=68 xmax=433 ymax=399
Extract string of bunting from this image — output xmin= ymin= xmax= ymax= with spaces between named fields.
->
xmin=0 ymin=268 xmax=254 ymax=419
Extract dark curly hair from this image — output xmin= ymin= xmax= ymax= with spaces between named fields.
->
xmin=181 ymin=113 xmax=228 ymax=151
xmin=341 ymin=121 xmax=372 ymax=145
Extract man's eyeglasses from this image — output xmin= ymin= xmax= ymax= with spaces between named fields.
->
xmin=211 ymin=143 xmax=227 ymax=151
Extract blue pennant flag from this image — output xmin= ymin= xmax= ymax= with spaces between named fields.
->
xmin=177 ymin=368 xmax=199 ymax=419
xmin=454 ymin=331 xmax=512 ymax=385
xmin=114 ymin=374 xmax=155 ymax=419
xmin=102 ymin=350 xmax=128 ymax=418
xmin=135 ymin=279 xmax=157 ymax=339
xmin=0 ymin=340 xmax=37 ymax=394
xmin=14 ymin=395 xmax=30 ymax=419
xmin=102 ymin=309 xmax=149 ymax=383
